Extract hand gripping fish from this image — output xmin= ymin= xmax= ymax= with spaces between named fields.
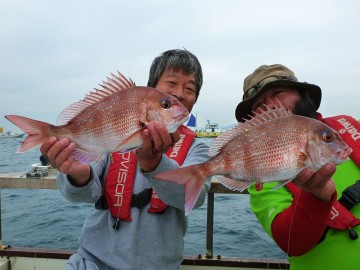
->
xmin=5 ymin=71 xmax=189 ymax=163
xmin=155 ymin=103 xmax=353 ymax=215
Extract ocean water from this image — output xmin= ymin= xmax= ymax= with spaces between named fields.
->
xmin=0 ymin=138 xmax=286 ymax=259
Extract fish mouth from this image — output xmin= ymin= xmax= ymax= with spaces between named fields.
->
xmin=168 ymin=115 xmax=189 ymax=133
xmin=341 ymin=147 xmax=353 ymax=159
xmin=335 ymin=147 xmax=353 ymax=163
xmin=173 ymin=110 xmax=189 ymax=124
xmin=167 ymin=114 xmax=189 ymax=133
xmin=178 ymin=114 xmax=189 ymax=124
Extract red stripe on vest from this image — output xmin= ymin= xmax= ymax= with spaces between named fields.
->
xmin=105 ymin=152 xmax=137 ymax=222
xmin=286 ymin=183 xmax=360 ymax=230
xmin=148 ymin=125 xmax=196 ymax=213
xmin=105 ymin=125 xmax=196 ymax=221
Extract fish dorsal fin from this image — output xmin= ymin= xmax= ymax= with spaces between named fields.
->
xmin=243 ymin=100 xmax=293 ymax=127
xmin=56 ymin=71 xmax=136 ymax=126
xmin=209 ymin=101 xmax=292 ymax=156
xmin=209 ymin=125 xmax=245 ymax=156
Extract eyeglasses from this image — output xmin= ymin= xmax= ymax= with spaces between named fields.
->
xmin=243 ymin=75 xmax=297 ymax=100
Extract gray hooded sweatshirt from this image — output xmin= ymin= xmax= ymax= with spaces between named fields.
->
xmin=57 ymin=138 xmax=210 ymax=270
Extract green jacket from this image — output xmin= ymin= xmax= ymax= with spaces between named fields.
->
xmin=249 ymin=158 xmax=360 ymax=270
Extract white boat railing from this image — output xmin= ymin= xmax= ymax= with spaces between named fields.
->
xmin=0 ymin=173 xmax=289 ymax=269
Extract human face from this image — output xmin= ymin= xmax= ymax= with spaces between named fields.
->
xmin=155 ymin=69 xmax=197 ymax=113
xmin=250 ymin=87 xmax=301 ymax=114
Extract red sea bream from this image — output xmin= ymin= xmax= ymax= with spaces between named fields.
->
xmin=155 ymin=103 xmax=352 ymax=215
xmin=5 ymin=72 xmax=189 ymax=163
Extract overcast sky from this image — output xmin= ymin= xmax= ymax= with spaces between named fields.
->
xmin=1 ymin=0 xmax=359 ymax=133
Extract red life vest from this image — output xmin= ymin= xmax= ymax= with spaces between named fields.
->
xmin=286 ymin=183 xmax=360 ymax=232
xmin=287 ymin=114 xmax=360 ymax=232
xmin=104 ymin=125 xmax=196 ymax=222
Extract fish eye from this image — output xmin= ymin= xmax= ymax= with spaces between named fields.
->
xmin=322 ymin=131 xmax=334 ymax=142
xmin=160 ymin=98 xmax=172 ymax=109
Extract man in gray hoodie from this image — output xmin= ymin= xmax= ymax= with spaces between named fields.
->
xmin=40 ymin=49 xmax=211 ymax=270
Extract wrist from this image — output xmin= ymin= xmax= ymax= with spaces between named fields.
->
xmin=138 ymin=153 xmax=162 ymax=173
xmin=68 ymin=167 xmax=91 ymax=187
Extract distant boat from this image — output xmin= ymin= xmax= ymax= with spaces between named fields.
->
xmin=0 ymin=127 xmax=25 ymax=139
xmin=196 ymin=120 xmax=224 ymax=138
xmin=186 ymin=114 xmax=224 ymax=138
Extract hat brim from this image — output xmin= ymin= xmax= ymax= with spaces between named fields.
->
xmin=235 ymin=80 xmax=322 ymax=122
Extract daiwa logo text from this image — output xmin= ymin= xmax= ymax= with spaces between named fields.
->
xmin=169 ymin=134 xmax=185 ymax=158
xmin=330 ymin=206 xmax=339 ymax=220
xmin=338 ymin=118 xmax=360 ymax=141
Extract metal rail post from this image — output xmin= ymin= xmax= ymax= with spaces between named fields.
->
xmin=206 ymin=192 xmax=214 ymax=258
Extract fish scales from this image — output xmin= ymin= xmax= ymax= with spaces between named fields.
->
xmin=55 ymin=89 xmax=150 ymax=152
xmin=5 ymin=72 xmax=189 ymax=163
xmin=155 ymin=103 xmax=352 ymax=215
xmin=212 ymin=116 xmax=310 ymax=182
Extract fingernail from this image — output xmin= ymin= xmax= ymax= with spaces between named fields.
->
xmin=60 ymin=138 xmax=69 ymax=145
xmin=69 ymin=142 xmax=76 ymax=149
xmin=325 ymin=163 xmax=335 ymax=172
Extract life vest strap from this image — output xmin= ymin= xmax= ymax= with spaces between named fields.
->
xmin=130 ymin=188 xmax=153 ymax=209
xmin=95 ymin=188 xmax=153 ymax=210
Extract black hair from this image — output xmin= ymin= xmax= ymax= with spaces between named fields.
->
xmin=293 ymin=91 xmax=317 ymax=118
xmin=147 ymin=49 xmax=203 ymax=101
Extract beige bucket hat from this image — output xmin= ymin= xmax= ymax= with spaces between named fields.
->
xmin=235 ymin=64 xmax=322 ymax=122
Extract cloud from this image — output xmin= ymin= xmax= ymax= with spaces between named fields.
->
xmin=1 ymin=0 xmax=359 ymax=133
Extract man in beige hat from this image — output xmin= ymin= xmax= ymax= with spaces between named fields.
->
xmin=235 ymin=64 xmax=360 ymax=269
xmin=235 ymin=64 xmax=321 ymax=121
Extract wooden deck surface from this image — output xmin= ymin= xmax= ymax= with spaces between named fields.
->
xmin=0 ymin=172 xmax=58 ymax=189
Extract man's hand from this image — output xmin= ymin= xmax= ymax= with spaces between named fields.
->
xmin=292 ymin=162 xmax=336 ymax=201
xmin=40 ymin=137 xmax=91 ymax=187
xmin=135 ymin=122 xmax=180 ymax=173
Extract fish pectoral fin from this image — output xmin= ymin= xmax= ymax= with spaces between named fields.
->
xmin=297 ymin=150 xmax=309 ymax=168
xmin=114 ymin=130 xmax=144 ymax=152
xmin=271 ymin=178 xmax=295 ymax=190
xmin=216 ymin=176 xmax=252 ymax=192
xmin=72 ymin=148 xmax=104 ymax=164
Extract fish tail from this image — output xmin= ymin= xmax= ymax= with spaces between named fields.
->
xmin=5 ymin=115 xmax=52 ymax=153
xmin=154 ymin=164 xmax=207 ymax=215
